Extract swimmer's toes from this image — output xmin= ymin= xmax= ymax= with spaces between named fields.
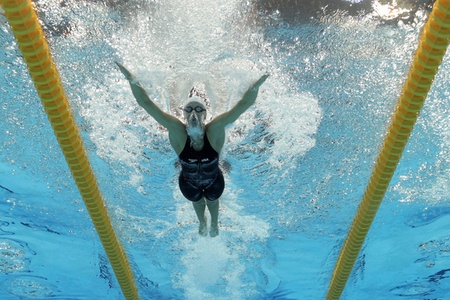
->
xmin=209 ymin=225 xmax=219 ymax=237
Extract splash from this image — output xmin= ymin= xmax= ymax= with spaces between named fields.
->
xmin=173 ymin=185 xmax=271 ymax=299
xmin=52 ymin=0 xmax=322 ymax=189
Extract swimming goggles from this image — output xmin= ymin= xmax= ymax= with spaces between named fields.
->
xmin=184 ymin=106 xmax=206 ymax=113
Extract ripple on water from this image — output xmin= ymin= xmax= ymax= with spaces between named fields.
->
xmin=390 ymin=282 xmax=435 ymax=297
xmin=1 ymin=275 xmax=56 ymax=298
xmin=0 ymin=238 xmax=35 ymax=273
xmin=406 ymin=206 xmax=450 ymax=228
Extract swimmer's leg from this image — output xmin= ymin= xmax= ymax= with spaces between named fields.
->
xmin=193 ymin=198 xmax=208 ymax=236
xmin=206 ymin=199 xmax=219 ymax=237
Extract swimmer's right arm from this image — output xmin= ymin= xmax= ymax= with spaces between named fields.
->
xmin=116 ymin=62 xmax=183 ymax=131
xmin=116 ymin=62 xmax=187 ymax=153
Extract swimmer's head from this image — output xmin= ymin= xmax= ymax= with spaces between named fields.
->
xmin=184 ymin=97 xmax=207 ymax=141
xmin=183 ymin=97 xmax=207 ymax=123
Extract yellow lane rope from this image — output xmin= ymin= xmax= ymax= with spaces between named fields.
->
xmin=326 ymin=0 xmax=450 ymax=299
xmin=1 ymin=0 xmax=140 ymax=298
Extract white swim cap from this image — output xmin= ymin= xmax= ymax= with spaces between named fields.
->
xmin=184 ymin=96 xmax=206 ymax=110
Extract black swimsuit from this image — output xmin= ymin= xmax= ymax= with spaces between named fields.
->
xmin=178 ymin=135 xmax=224 ymax=201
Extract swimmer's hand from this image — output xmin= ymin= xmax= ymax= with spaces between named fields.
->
xmin=115 ymin=62 xmax=138 ymax=84
xmin=250 ymin=74 xmax=269 ymax=91
xmin=242 ymin=73 xmax=269 ymax=102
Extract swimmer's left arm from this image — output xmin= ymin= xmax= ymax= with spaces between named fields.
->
xmin=210 ymin=74 xmax=269 ymax=128
xmin=207 ymin=74 xmax=268 ymax=152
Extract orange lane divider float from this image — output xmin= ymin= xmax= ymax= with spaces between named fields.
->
xmin=326 ymin=0 xmax=450 ymax=299
xmin=1 ymin=0 xmax=140 ymax=299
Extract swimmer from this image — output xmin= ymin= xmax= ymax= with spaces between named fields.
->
xmin=116 ymin=62 xmax=268 ymax=237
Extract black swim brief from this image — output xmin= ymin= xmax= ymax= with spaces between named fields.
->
xmin=178 ymin=170 xmax=224 ymax=202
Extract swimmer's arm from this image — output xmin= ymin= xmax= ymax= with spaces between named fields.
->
xmin=116 ymin=62 xmax=187 ymax=153
xmin=210 ymin=74 xmax=269 ymax=128
xmin=116 ymin=62 xmax=183 ymax=131
xmin=207 ymin=74 xmax=268 ymax=152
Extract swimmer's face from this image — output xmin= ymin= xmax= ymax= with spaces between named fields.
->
xmin=184 ymin=100 xmax=206 ymax=140
xmin=183 ymin=101 xmax=207 ymax=124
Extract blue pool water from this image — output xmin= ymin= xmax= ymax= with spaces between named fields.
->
xmin=1 ymin=0 xmax=450 ymax=299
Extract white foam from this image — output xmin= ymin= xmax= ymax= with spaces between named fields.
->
xmin=172 ymin=184 xmax=271 ymax=299
xmin=99 ymin=3 xmax=319 ymax=295
xmin=21 ymin=1 xmax=320 ymax=297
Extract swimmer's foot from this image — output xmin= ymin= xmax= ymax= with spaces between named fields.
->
xmin=199 ymin=221 xmax=208 ymax=237
xmin=210 ymin=222 xmax=219 ymax=237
